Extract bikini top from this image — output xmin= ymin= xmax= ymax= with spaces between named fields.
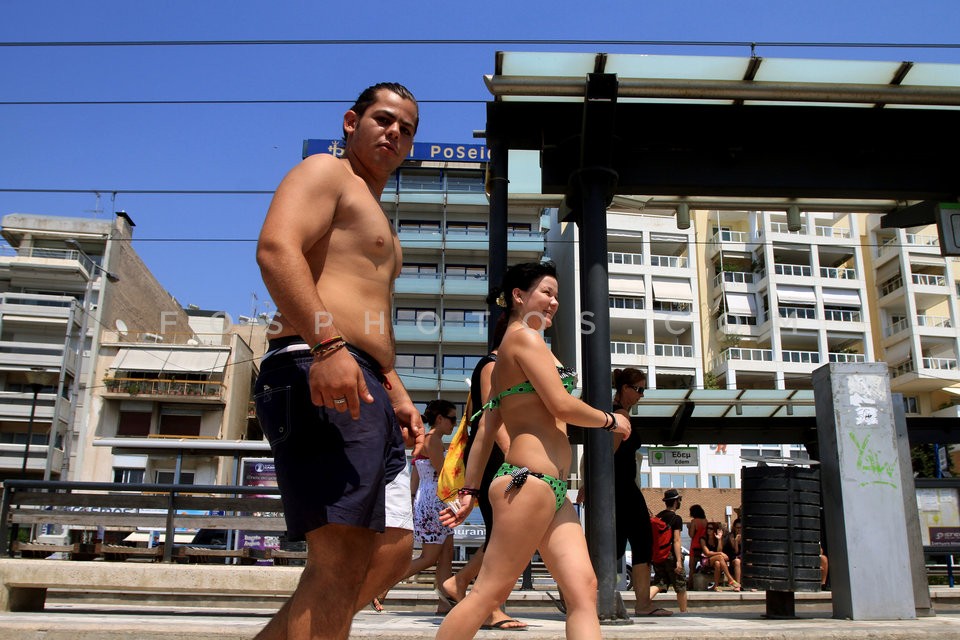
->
xmin=471 ymin=365 xmax=577 ymax=421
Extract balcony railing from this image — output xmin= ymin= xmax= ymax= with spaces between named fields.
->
xmin=651 ymin=301 xmax=692 ymax=313
xmin=779 ymin=306 xmax=817 ymax=320
xmin=773 ymin=263 xmax=812 ymax=277
xmin=819 ymin=267 xmax=857 ymax=280
xmin=905 ymin=233 xmax=940 ymax=247
xmin=710 ymin=230 xmax=749 ymax=244
xmin=718 ymin=314 xmax=758 ymax=328
xmin=714 ymin=271 xmax=755 ymax=287
xmin=879 ymin=276 xmax=903 ymax=297
xmin=650 ymin=254 xmax=689 ymax=269
xmin=654 ymin=344 xmax=694 ymax=358
xmin=815 ymin=225 xmax=852 ymax=239
xmin=889 ymin=359 xmax=915 ymax=378
xmin=103 ymin=377 xmax=223 ymax=399
xmin=824 ymin=309 xmax=862 ymax=323
xmin=912 ymin=273 xmax=947 ymax=287
xmin=720 ymin=347 xmax=774 ymax=362
xmin=769 ymin=222 xmax=808 ymax=234
xmin=916 ymin=315 xmax=952 ymax=329
xmin=922 ymin=357 xmax=959 ymax=371
xmin=829 ymin=352 xmax=867 ymax=363
xmin=608 ymin=251 xmax=643 ymax=266
xmin=782 ymin=350 xmax=821 ymax=364
xmin=609 ymin=296 xmax=645 ymax=310
xmin=611 ymin=341 xmax=646 ymax=356
xmin=883 ymin=317 xmax=911 ymax=337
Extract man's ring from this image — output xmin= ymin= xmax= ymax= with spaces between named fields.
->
xmin=334 ymin=397 xmax=347 ymax=405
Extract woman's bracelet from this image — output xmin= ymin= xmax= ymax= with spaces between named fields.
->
xmin=458 ymin=487 xmax=481 ymax=497
xmin=601 ymin=411 xmax=617 ymax=431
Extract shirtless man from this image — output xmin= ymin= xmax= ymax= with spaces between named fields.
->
xmin=254 ymin=82 xmax=424 ymax=640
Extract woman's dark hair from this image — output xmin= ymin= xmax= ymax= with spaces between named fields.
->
xmin=488 ymin=261 xmax=557 ymax=314
xmin=342 ymin=82 xmax=419 ymax=140
xmin=612 ymin=367 xmax=647 ymax=390
xmin=689 ymin=504 xmax=706 ymax=519
xmin=423 ymin=399 xmax=456 ymax=426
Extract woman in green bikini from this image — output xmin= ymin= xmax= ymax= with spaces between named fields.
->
xmin=437 ymin=261 xmax=631 ymax=640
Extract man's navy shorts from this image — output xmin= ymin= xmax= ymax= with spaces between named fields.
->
xmin=254 ymin=338 xmax=407 ymax=540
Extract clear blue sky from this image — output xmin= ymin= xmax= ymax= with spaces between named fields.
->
xmin=2 ymin=0 xmax=959 ymax=319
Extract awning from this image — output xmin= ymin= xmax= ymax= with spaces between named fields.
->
xmin=725 ymin=292 xmax=758 ymax=316
xmin=164 ymin=350 xmax=229 ymax=373
xmin=776 ymin=285 xmax=817 ymax=305
xmin=884 ymin=339 xmax=912 ymax=364
xmin=652 ymin=278 xmax=693 ymax=303
xmin=822 ymin=288 xmax=861 ymax=307
xmin=113 ymin=349 xmax=170 ymax=372
xmin=113 ymin=348 xmax=229 ymax=374
xmin=609 ymin=277 xmax=644 ymax=295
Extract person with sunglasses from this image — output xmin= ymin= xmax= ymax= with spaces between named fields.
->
xmin=610 ymin=368 xmax=670 ymax=616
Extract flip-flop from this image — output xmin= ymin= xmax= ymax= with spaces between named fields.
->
xmin=435 ymin=585 xmax=460 ymax=608
xmin=480 ymin=619 xmax=527 ymax=630
xmin=370 ymin=598 xmax=383 ymax=613
xmin=637 ymin=607 xmax=672 ymax=617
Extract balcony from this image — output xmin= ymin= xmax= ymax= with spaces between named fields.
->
xmin=650 ymin=254 xmax=689 ymax=269
xmin=507 ymin=230 xmax=544 ymax=254
xmin=769 ymin=222 xmax=808 ymax=235
xmin=0 ymin=292 xmax=74 ymax=321
xmin=102 ymin=377 xmax=224 ymax=402
xmin=611 ymin=341 xmax=646 ymax=358
xmin=819 ymin=267 xmax=857 ymax=280
xmin=773 ymin=264 xmax=813 ymax=278
xmin=393 ymin=321 xmax=439 ymax=342
xmin=912 ymin=273 xmax=947 ymax=287
xmin=829 ymin=352 xmax=867 ymax=363
xmin=397 ymin=368 xmax=439 ymax=391
xmin=0 ymin=442 xmax=63 ymax=475
xmin=883 ymin=317 xmax=911 ymax=338
xmin=440 ymin=322 xmax=487 ymax=344
xmin=815 ymin=225 xmax=852 ymax=240
xmin=653 ymin=343 xmax=694 ymax=358
xmin=445 ymin=228 xmax=489 ymax=252
xmin=878 ymin=276 xmax=903 ymax=298
xmin=395 ymin=274 xmax=442 ymax=295
xmin=778 ymin=306 xmax=817 ymax=320
xmin=0 ymin=341 xmax=66 ymax=371
xmin=916 ymin=314 xmax=952 ymax=330
xmin=714 ymin=271 xmax=755 ymax=287
xmin=824 ymin=309 xmax=862 ymax=323
xmin=781 ymin=350 xmax=821 ymax=364
xmin=905 ymin=233 xmax=940 ymax=249
xmin=442 ymin=275 xmax=488 ymax=296
xmin=608 ymin=251 xmax=644 ymax=267
xmin=396 ymin=230 xmax=443 ymax=250
xmin=922 ymin=357 xmax=958 ymax=371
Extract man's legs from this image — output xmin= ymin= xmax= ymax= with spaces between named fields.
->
xmin=353 ymin=526 xmax=414 ymax=612
xmin=256 ymin=524 xmax=377 ymax=640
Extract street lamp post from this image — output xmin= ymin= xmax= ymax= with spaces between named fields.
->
xmin=21 ymin=367 xmax=54 ymax=475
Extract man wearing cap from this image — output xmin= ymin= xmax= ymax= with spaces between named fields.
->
xmin=649 ymin=488 xmax=688 ymax=613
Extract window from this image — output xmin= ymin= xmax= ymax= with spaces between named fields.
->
xmin=789 ymin=444 xmax=810 ymax=459
xmin=158 ymin=412 xmax=201 ymax=437
xmin=400 ymin=263 xmax=438 ymax=278
xmin=443 ymin=354 xmax=483 ymax=377
xmin=395 ymin=308 xmax=438 ymax=326
xmin=155 ymin=471 xmax=195 ymax=485
xmin=445 ymin=264 xmax=486 ymax=280
xmin=609 ymin=296 xmax=644 ymax=310
xmin=443 ymin=309 xmax=487 ymax=327
xmin=398 ymin=220 xmax=441 ymax=234
xmin=709 ymin=474 xmax=735 ymax=489
xmin=395 ymin=354 xmax=436 ymax=371
xmin=117 ymin=411 xmax=151 ymax=437
xmin=113 ymin=468 xmax=145 ymax=484
xmin=660 ymin=473 xmax=698 ymax=488
xmin=446 ymin=222 xmax=487 ymax=236
xmin=741 ymin=444 xmax=783 ymax=458
xmin=638 ymin=472 xmax=651 ymax=488
xmin=445 ymin=171 xmax=484 ymax=192
xmin=903 ymin=396 xmax=919 ymax=414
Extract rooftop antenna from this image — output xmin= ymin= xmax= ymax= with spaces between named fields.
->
xmin=83 ymin=192 xmax=103 ymax=218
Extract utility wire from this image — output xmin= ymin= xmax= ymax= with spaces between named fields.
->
xmin=2 ymin=38 xmax=960 ymax=49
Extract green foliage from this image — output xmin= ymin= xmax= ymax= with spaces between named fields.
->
xmin=911 ymin=444 xmax=954 ymax=478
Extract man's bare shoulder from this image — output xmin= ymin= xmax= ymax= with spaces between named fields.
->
xmin=292 ymin=153 xmax=354 ymax=183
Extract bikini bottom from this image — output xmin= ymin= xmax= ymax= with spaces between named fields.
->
xmin=494 ymin=462 xmax=566 ymax=512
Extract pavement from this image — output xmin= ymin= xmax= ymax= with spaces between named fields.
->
xmin=0 ymin=587 xmax=958 ymax=639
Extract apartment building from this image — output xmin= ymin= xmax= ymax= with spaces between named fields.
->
xmin=547 ymin=204 xmax=960 ymax=490
xmin=0 ymin=212 xmax=260 ymax=486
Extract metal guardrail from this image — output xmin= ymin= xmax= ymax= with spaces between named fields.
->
xmin=0 ymin=479 xmax=283 ymax=563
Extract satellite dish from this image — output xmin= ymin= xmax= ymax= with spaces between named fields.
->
xmin=115 ymin=319 xmax=128 ymax=336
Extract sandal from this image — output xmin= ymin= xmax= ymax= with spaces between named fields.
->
xmin=546 ymin=591 xmax=567 ymax=615
xmin=637 ymin=607 xmax=673 ymax=617
xmin=370 ymin=597 xmax=383 ymax=612
xmin=435 ymin=585 xmax=460 ymax=608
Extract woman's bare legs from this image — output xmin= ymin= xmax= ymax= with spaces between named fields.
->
xmin=436 ymin=477 xmax=554 ymax=640
xmin=538 ymin=501 xmax=601 ymax=640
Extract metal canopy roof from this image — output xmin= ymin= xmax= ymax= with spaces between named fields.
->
xmin=483 ymin=52 xmax=960 ymax=205
xmin=487 ymin=52 xmax=960 ymax=108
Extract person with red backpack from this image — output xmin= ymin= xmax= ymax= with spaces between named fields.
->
xmin=650 ymin=489 xmax=689 ymax=613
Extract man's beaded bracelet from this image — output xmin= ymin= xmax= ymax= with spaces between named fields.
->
xmin=458 ymin=487 xmax=481 ymax=497
xmin=309 ymin=335 xmax=343 ymax=356
xmin=311 ymin=339 xmax=346 ymax=360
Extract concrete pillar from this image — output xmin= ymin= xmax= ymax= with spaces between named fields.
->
xmin=812 ymin=363 xmax=917 ymax=620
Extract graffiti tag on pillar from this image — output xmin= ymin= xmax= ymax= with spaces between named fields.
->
xmin=846 ymin=375 xmax=897 ymax=489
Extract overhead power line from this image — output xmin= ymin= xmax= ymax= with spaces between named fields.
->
xmin=2 ymin=38 xmax=960 ymax=49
